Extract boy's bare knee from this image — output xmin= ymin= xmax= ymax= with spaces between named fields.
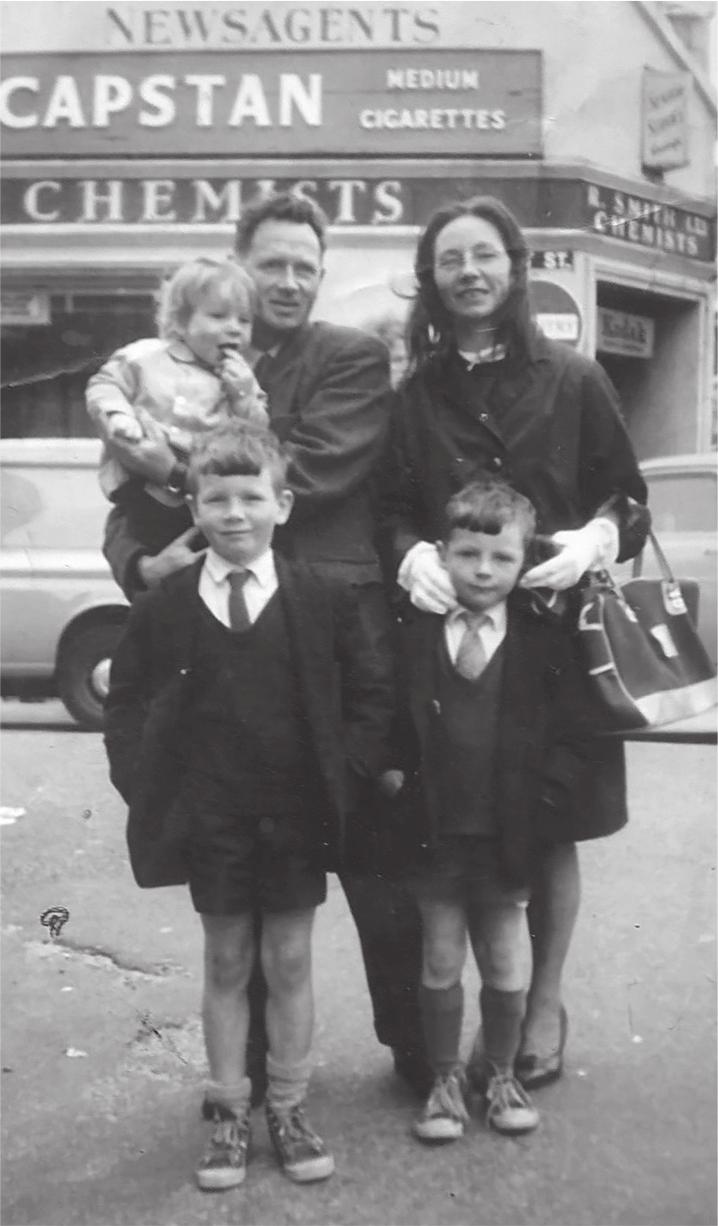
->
xmin=205 ymin=944 xmax=252 ymax=991
xmin=422 ymin=943 xmax=463 ymax=988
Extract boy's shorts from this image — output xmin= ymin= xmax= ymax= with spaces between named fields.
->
xmin=411 ymin=836 xmax=529 ymax=911
xmin=185 ymin=809 xmax=327 ymax=916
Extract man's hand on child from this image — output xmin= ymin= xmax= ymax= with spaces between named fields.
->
xmin=377 ymin=769 xmax=405 ymax=799
xmin=137 ymin=527 xmax=206 ymax=588
xmin=109 ymin=416 xmax=144 ymax=443
xmin=109 ymin=409 xmax=177 ymax=484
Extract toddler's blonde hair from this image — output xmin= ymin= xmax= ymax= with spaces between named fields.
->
xmin=157 ymin=258 xmax=256 ymax=340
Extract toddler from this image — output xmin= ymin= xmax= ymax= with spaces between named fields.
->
xmin=86 ymin=257 xmax=267 ymax=508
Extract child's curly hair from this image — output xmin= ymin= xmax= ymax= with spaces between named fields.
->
xmin=157 ymin=258 xmax=257 ymax=340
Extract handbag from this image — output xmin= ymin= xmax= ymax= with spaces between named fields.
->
xmin=577 ymin=530 xmax=717 ymax=731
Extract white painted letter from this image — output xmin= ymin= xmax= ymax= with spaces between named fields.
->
xmin=24 ymin=180 xmax=61 ymax=221
xmin=185 ymin=74 xmax=225 ymax=127
xmin=93 ymin=75 xmax=133 ymax=127
xmin=43 ymin=77 xmax=85 ymax=128
xmin=191 ymin=179 xmax=242 ymax=222
xmin=81 ymin=180 xmax=124 ymax=222
xmin=0 ymin=77 xmax=39 ymax=128
xmin=139 ymin=76 xmax=176 ymax=127
xmin=228 ymin=76 xmax=271 ymax=127
xmin=141 ymin=180 xmax=176 ymax=221
xmin=278 ymin=73 xmax=321 ymax=126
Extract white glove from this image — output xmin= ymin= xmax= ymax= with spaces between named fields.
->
xmin=398 ymin=541 xmax=458 ymax=614
xmin=520 ymin=518 xmax=619 ymax=592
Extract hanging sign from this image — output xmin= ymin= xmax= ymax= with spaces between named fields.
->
xmin=597 ymin=308 xmax=655 ymax=358
xmin=642 ymin=67 xmax=690 ymax=172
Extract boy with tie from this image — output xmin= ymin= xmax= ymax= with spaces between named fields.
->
xmin=383 ymin=479 xmax=599 ymax=1144
xmin=104 ymin=422 xmax=394 ymax=1191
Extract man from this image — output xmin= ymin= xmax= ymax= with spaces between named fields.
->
xmin=99 ymin=192 xmax=429 ymax=1097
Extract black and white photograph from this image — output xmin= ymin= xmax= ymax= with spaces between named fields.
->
xmin=1 ymin=2 xmax=716 ymax=1224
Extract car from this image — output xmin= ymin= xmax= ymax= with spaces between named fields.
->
xmin=615 ymin=453 xmax=717 ymax=667
xmin=1 ymin=437 xmax=129 ymax=729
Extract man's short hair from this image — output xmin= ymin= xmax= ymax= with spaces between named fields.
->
xmin=157 ymin=258 xmax=256 ymax=339
xmin=234 ymin=191 xmax=328 ymax=256
xmin=188 ymin=422 xmax=290 ymax=495
xmin=443 ymin=478 xmax=536 ymax=545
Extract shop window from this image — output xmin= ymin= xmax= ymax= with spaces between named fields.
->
xmin=1 ymin=290 xmax=157 ymax=438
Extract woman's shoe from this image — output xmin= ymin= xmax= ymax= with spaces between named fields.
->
xmin=515 ymin=1005 xmax=568 ymax=1090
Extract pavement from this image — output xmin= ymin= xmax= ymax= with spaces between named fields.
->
xmin=1 ymin=699 xmax=716 ymax=1226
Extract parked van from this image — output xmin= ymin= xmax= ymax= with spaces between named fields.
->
xmin=1 ymin=438 xmax=129 ymax=728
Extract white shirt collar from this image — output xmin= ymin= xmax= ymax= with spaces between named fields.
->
xmin=458 ymin=344 xmax=507 ymax=368
xmin=446 ymin=601 xmax=507 ymax=634
xmin=204 ymin=546 xmax=276 ymax=587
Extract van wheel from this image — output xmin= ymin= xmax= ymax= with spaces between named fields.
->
xmin=56 ymin=622 xmax=125 ymax=730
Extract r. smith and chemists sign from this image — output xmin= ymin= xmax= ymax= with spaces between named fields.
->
xmin=0 ymin=46 xmax=542 ymax=157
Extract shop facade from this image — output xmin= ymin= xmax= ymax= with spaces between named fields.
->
xmin=1 ymin=0 xmax=716 ymax=456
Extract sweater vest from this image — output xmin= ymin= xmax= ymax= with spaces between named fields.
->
xmin=434 ymin=634 xmax=504 ymax=836
xmin=184 ymin=594 xmax=320 ymax=816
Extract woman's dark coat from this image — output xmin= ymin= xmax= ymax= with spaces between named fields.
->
xmin=381 ymin=331 xmax=650 ymax=843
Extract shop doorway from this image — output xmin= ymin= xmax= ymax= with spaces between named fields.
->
xmin=596 ymin=281 xmax=702 ymax=460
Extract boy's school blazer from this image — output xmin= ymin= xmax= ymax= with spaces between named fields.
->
xmin=392 ymin=591 xmax=610 ymax=887
xmin=104 ymin=555 xmax=395 ymax=888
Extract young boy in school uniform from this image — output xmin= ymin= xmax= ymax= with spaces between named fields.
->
xmin=104 ymin=422 xmax=394 ymax=1191
xmin=382 ymin=478 xmax=599 ymax=1144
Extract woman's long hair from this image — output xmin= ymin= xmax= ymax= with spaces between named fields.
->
xmin=405 ymin=196 xmax=534 ymax=376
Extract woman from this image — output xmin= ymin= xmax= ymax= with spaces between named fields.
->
xmin=382 ymin=195 xmax=649 ymax=1086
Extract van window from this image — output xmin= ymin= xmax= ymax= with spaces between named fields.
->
xmin=1 ymin=464 xmax=107 ymax=550
xmin=646 ymin=472 xmax=717 ymax=534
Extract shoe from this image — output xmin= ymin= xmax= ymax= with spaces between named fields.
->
xmin=265 ymin=1101 xmax=335 ymax=1183
xmin=412 ymin=1069 xmax=469 ymax=1144
xmin=515 ymin=1005 xmax=568 ymax=1090
xmin=485 ymin=1069 xmax=539 ymax=1135
xmin=393 ymin=1047 xmax=434 ymax=1098
xmin=196 ymin=1103 xmax=251 ymax=1191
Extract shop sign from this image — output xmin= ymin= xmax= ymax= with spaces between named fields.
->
xmin=528 ymin=281 xmax=581 ymax=346
xmin=0 ymin=3 xmax=467 ymax=53
xmin=0 ymin=48 xmax=542 ymax=157
xmin=0 ymin=290 xmax=51 ymax=325
xmin=586 ymin=182 xmax=710 ymax=260
xmin=2 ymin=172 xmax=713 ymax=266
xmin=597 ymin=308 xmax=654 ymax=359
xmin=530 ymin=251 xmax=574 ymax=271
xmin=642 ymin=67 xmax=690 ymax=172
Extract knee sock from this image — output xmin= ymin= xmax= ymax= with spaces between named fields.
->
xmin=480 ymin=986 xmax=526 ymax=1075
xmin=266 ymin=1053 xmax=312 ymax=1113
xmin=204 ymin=1076 xmax=252 ymax=1117
xmin=419 ymin=982 xmax=464 ymax=1077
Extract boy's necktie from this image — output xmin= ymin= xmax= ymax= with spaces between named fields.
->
xmin=454 ymin=612 xmax=489 ymax=681
xmin=227 ymin=569 xmax=251 ymax=632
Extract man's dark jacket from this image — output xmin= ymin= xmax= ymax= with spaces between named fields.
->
xmin=389 ymin=592 xmax=604 ymax=888
xmin=104 ymin=556 xmax=395 ymax=888
xmin=103 ymin=321 xmax=391 ymax=598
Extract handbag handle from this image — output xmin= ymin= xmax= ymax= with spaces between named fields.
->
xmin=630 ymin=529 xmax=676 ymax=583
